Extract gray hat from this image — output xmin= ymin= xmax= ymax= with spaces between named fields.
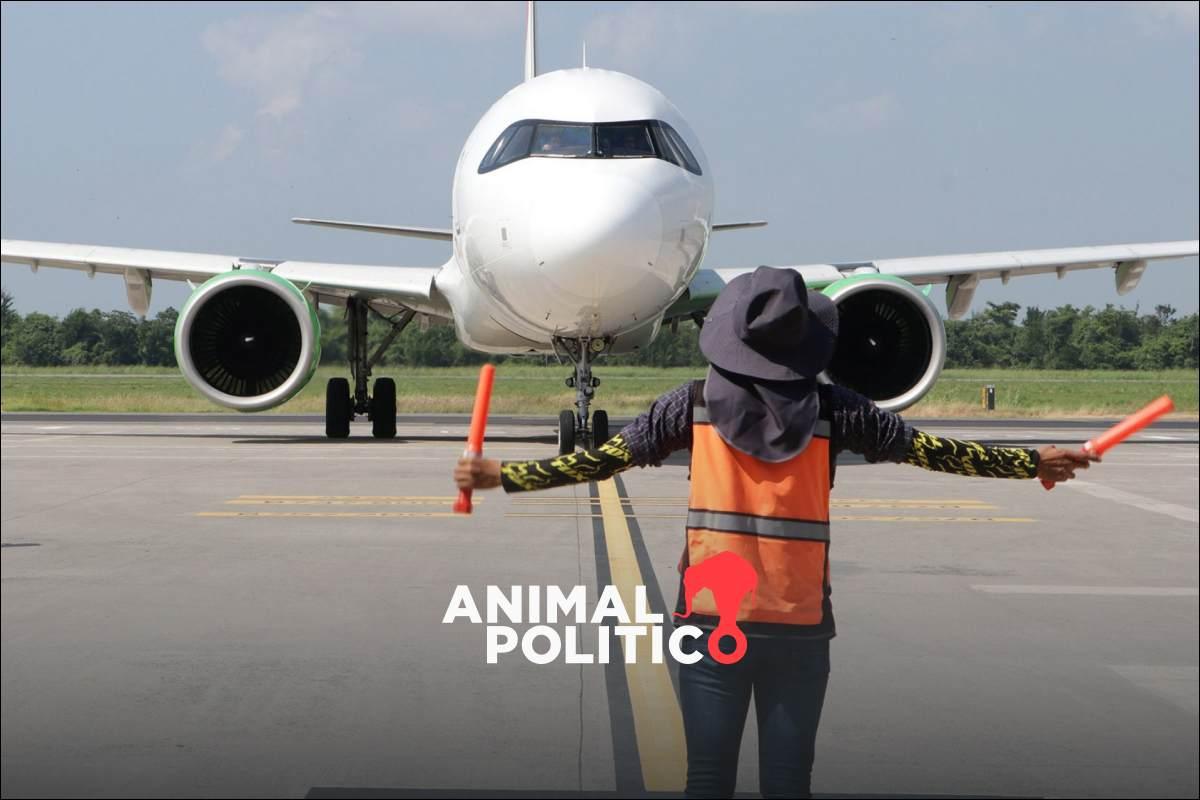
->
xmin=699 ymin=266 xmax=838 ymax=381
xmin=698 ymin=267 xmax=839 ymax=462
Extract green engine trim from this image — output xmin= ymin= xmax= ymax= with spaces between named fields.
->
xmin=174 ymin=269 xmax=322 ymax=410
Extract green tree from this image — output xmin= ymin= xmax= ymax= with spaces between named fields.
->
xmin=1041 ymin=305 xmax=1082 ymax=369
xmin=60 ymin=308 xmax=104 ymax=364
xmin=1014 ymin=306 xmax=1048 ymax=367
xmin=318 ymin=308 xmax=348 ymax=365
xmin=138 ymin=308 xmax=178 ymax=366
xmin=1068 ymin=305 xmax=1139 ymax=369
xmin=11 ymin=312 xmax=64 ymax=365
xmin=95 ymin=311 xmax=140 ymax=364
xmin=1 ymin=288 xmax=20 ymax=364
xmin=0 ymin=288 xmax=16 ymax=334
xmin=1137 ymin=312 xmax=1199 ymax=369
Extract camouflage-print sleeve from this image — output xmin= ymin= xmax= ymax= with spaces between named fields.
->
xmin=904 ymin=430 xmax=1040 ymax=479
xmin=500 ymin=433 xmax=636 ymax=492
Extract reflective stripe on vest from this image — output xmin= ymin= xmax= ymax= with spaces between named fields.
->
xmin=686 ymin=401 xmax=832 ymax=627
xmin=686 ymin=509 xmax=831 ymax=542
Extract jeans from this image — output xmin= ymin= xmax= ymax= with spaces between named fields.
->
xmin=678 ymin=630 xmax=830 ymax=799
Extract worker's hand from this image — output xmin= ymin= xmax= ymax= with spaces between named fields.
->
xmin=455 ymin=457 xmax=502 ymax=490
xmin=1036 ymin=446 xmax=1100 ymax=483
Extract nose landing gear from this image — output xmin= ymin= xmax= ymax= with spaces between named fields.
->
xmin=554 ymin=336 xmax=611 ymax=455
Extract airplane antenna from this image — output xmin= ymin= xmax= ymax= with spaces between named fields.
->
xmin=524 ymin=0 xmax=538 ymax=81
xmin=581 ymin=41 xmax=587 ymax=69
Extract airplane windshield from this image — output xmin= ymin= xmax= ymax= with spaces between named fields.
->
xmin=479 ymin=120 xmax=701 ymax=175
xmin=596 ymin=123 xmax=654 ymax=157
xmin=533 ymin=123 xmax=592 ymax=156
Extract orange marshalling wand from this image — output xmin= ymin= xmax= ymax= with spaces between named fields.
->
xmin=1041 ymin=394 xmax=1174 ymax=490
xmin=454 ymin=364 xmax=496 ymax=514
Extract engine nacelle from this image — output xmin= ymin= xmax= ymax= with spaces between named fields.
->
xmin=174 ymin=270 xmax=321 ymax=411
xmin=821 ymin=275 xmax=945 ymax=412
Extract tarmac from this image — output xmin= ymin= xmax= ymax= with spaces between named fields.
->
xmin=2 ymin=413 xmax=1197 ymax=798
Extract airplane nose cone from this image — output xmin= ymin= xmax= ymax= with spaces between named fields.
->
xmin=530 ymin=173 xmax=665 ymax=304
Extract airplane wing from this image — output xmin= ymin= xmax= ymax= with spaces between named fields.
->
xmin=671 ymin=240 xmax=1199 ymax=320
xmin=712 ymin=221 xmax=767 ymax=232
xmin=0 ymin=239 xmax=450 ymax=317
xmin=291 ymin=218 xmax=453 ymax=241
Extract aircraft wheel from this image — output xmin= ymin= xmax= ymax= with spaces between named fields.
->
xmin=558 ymin=410 xmax=575 ymax=455
xmin=592 ymin=409 xmax=609 ymax=446
xmin=326 ymin=378 xmax=351 ymax=439
xmin=371 ymin=378 xmax=397 ymax=439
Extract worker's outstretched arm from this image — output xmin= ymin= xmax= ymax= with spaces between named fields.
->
xmin=829 ymin=385 xmax=1097 ymax=482
xmin=455 ymin=431 xmax=647 ymax=492
xmin=454 ymin=382 xmax=696 ymax=493
xmin=902 ymin=430 xmax=1095 ymax=482
xmin=501 ymin=432 xmax=637 ymax=491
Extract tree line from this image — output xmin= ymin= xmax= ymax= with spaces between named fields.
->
xmin=2 ymin=289 xmax=1196 ymax=370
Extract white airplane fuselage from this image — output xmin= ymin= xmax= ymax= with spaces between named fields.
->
xmin=438 ymin=68 xmax=714 ymax=355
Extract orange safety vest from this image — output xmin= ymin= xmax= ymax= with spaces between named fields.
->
xmin=680 ymin=390 xmax=834 ymax=634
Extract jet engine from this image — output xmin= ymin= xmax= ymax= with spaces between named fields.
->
xmin=821 ymin=275 xmax=945 ymax=412
xmin=174 ymin=270 xmax=321 ymax=411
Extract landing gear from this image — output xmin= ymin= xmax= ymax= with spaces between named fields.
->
xmin=555 ymin=336 xmax=610 ymax=453
xmin=370 ymin=377 xmax=397 ymax=439
xmin=591 ymin=409 xmax=609 ymax=445
xmin=557 ymin=410 xmax=575 ymax=456
xmin=323 ymin=297 xmax=414 ymax=439
xmin=325 ymin=377 xmax=351 ymax=439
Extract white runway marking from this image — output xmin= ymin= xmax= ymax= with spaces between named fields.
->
xmin=1111 ymin=665 xmax=1199 ymax=716
xmin=973 ymin=585 xmax=1199 ymax=596
xmin=1063 ymin=479 xmax=1199 ymax=524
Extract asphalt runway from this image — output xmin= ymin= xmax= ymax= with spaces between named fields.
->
xmin=2 ymin=414 xmax=1197 ymax=798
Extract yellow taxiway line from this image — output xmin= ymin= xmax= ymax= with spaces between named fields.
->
xmin=595 ymin=478 xmax=687 ymax=792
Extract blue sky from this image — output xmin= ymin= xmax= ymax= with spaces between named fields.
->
xmin=2 ymin=1 xmax=1197 ymax=319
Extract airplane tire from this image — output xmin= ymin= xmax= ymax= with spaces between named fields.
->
xmin=371 ymin=378 xmax=397 ymax=439
xmin=326 ymin=378 xmax=351 ymax=439
xmin=558 ymin=410 xmax=575 ymax=455
xmin=592 ymin=409 xmax=609 ymax=446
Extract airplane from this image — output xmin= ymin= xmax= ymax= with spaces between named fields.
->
xmin=3 ymin=1 xmax=1196 ymax=453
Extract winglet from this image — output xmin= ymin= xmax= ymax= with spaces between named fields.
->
xmin=524 ymin=1 xmax=538 ymax=82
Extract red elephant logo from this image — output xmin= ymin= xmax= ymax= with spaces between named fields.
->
xmin=675 ymin=550 xmax=758 ymax=664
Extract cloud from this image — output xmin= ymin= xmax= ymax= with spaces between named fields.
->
xmin=202 ymin=1 xmax=517 ymax=120
xmin=210 ymin=124 xmax=244 ymax=162
xmin=202 ymin=5 xmax=356 ymax=121
xmin=807 ymin=93 xmax=901 ymax=133
xmin=584 ymin=3 xmax=705 ymax=73
xmin=184 ymin=123 xmax=245 ymax=170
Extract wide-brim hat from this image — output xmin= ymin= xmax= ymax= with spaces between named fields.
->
xmin=703 ymin=365 xmax=822 ymax=462
xmin=697 ymin=267 xmax=840 ymax=461
xmin=698 ymin=267 xmax=838 ymax=381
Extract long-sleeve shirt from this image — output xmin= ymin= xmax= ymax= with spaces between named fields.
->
xmin=500 ymin=381 xmax=1039 ymax=493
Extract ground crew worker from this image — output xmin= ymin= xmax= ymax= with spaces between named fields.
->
xmin=454 ymin=266 xmax=1097 ymax=799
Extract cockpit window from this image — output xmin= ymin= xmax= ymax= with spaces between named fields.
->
xmin=478 ymin=119 xmax=701 ymax=175
xmin=496 ymin=123 xmax=534 ymax=167
xmin=654 ymin=124 xmax=702 ymax=175
xmin=533 ymin=123 xmax=592 ymax=156
xmin=597 ymin=123 xmax=655 ymax=157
